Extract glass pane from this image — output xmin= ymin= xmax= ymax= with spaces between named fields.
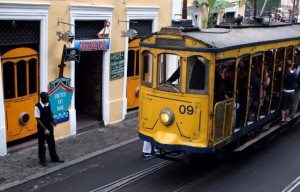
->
xmin=17 ymin=60 xmax=27 ymax=97
xmin=142 ymin=51 xmax=153 ymax=87
xmin=136 ymin=50 xmax=139 ymax=76
xmin=186 ymin=56 xmax=209 ymax=94
xmin=157 ymin=53 xmax=182 ymax=93
xmin=127 ymin=50 xmax=135 ymax=77
xmin=3 ymin=61 xmax=15 ymax=99
xmin=29 ymin=58 xmax=37 ymax=94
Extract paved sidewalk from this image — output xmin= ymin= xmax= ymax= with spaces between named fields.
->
xmin=0 ymin=117 xmax=139 ymax=191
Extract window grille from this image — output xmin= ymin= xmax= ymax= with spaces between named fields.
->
xmin=0 ymin=21 xmax=40 ymax=46
xmin=75 ymin=20 xmax=105 ymax=40
xmin=129 ymin=20 xmax=153 ymax=38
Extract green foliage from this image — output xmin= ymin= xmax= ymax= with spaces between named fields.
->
xmin=207 ymin=15 xmax=217 ymax=28
xmin=195 ymin=0 xmax=236 ymax=28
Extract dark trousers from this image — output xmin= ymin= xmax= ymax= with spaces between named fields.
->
xmin=37 ymin=125 xmax=59 ymax=162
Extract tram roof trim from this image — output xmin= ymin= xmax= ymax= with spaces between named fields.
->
xmin=181 ymin=25 xmax=300 ymax=49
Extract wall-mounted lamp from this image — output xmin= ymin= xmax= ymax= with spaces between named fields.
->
xmin=118 ymin=19 xmax=138 ymax=39
xmin=56 ymin=31 xmax=75 ymax=43
xmin=121 ymin=29 xmax=138 ymax=39
xmin=56 ymin=19 xmax=75 ymax=43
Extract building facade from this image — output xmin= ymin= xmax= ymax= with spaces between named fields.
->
xmin=0 ymin=0 xmax=174 ymax=155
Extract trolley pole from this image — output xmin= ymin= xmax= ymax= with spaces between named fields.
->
xmin=182 ymin=0 xmax=187 ymax=19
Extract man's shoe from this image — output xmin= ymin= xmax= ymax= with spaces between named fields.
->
xmin=52 ymin=159 xmax=64 ymax=163
xmin=142 ymin=153 xmax=152 ymax=157
xmin=40 ymin=161 xmax=47 ymax=166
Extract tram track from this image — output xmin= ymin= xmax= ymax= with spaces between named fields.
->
xmin=166 ymin=160 xmax=234 ymax=192
xmin=90 ymin=160 xmax=173 ymax=192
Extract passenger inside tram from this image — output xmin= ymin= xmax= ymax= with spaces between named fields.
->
xmin=261 ymin=62 xmax=271 ymax=115
xmin=236 ymin=58 xmax=249 ymax=127
xmin=188 ymin=59 xmax=205 ymax=90
xmin=214 ymin=69 xmax=225 ymax=104
xmin=166 ymin=57 xmax=206 ymax=91
xmin=249 ymin=57 xmax=262 ymax=121
xmin=223 ymin=65 xmax=235 ymax=100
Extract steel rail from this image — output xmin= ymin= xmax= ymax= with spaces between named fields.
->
xmin=90 ymin=160 xmax=173 ymax=192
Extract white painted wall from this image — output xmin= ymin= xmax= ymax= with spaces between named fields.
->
xmin=0 ymin=2 xmax=50 ymax=156
xmin=70 ymin=5 xmax=114 ymax=133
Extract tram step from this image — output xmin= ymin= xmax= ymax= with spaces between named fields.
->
xmin=234 ymin=112 xmax=300 ymax=152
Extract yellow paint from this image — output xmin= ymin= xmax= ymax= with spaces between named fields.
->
xmin=127 ymin=38 xmax=141 ymax=109
xmin=139 ymin=87 xmax=209 ymax=147
xmin=2 ymin=48 xmax=38 ymax=142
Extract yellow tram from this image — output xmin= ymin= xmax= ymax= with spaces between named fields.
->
xmin=2 ymin=47 xmax=39 ymax=142
xmin=127 ymin=38 xmax=141 ymax=109
xmin=138 ymin=24 xmax=300 ymax=159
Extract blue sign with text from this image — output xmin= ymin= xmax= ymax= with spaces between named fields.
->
xmin=48 ymin=78 xmax=74 ymax=123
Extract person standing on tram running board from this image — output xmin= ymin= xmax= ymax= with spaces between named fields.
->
xmin=34 ymin=92 xmax=64 ymax=166
xmin=280 ymin=60 xmax=300 ymax=124
xmin=290 ymin=54 xmax=300 ymax=118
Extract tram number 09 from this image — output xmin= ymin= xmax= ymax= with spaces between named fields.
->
xmin=179 ymin=105 xmax=194 ymax=115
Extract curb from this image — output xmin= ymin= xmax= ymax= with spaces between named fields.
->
xmin=0 ymin=137 xmax=140 ymax=191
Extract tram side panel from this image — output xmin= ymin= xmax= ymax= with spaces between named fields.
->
xmin=5 ymin=96 xmax=38 ymax=141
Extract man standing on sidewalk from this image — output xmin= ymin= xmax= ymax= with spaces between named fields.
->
xmin=34 ymin=92 xmax=64 ymax=166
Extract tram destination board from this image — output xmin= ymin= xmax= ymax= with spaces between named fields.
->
xmin=110 ymin=51 xmax=124 ymax=80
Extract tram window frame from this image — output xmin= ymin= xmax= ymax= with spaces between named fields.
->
xmin=3 ymin=61 xmax=15 ymax=99
xmin=17 ymin=60 xmax=27 ymax=97
xmin=28 ymin=58 xmax=38 ymax=94
xmin=127 ymin=50 xmax=135 ymax=77
xmin=157 ymin=53 xmax=182 ymax=93
xmin=141 ymin=50 xmax=153 ymax=87
xmin=136 ymin=50 xmax=140 ymax=76
xmin=186 ymin=56 xmax=209 ymax=95
xmin=215 ymin=58 xmax=236 ymax=100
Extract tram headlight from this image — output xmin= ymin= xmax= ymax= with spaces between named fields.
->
xmin=159 ymin=108 xmax=174 ymax=126
xmin=19 ymin=112 xmax=30 ymax=125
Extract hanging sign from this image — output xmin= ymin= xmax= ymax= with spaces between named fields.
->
xmin=64 ymin=48 xmax=81 ymax=62
xmin=48 ymin=78 xmax=74 ymax=123
xmin=110 ymin=51 xmax=124 ymax=80
xmin=74 ymin=39 xmax=110 ymax=51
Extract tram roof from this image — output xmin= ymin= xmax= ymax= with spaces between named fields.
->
xmin=181 ymin=24 xmax=300 ymax=50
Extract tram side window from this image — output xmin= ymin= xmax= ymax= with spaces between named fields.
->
xmin=17 ymin=60 xmax=27 ymax=97
xmin=127 ymin=50 xmax=135 ymax=77
xmin=296 ymin=46 xmax=300 ymax=67
xmin=157 ymin=53 xmax=182 ymax=93
xmin=214 ymin=58 xmax=236 ymax=104
xmin=142 ymin=51 xmax=153 ymax=87
xmin=136 ymin=50 xmax=139 ymax=76
xmin=29 ymin=58 xmax=37 ymax=94
xmin=186 ymin=56 xmax=209 ymax=94
xmin=3 ymin=62 xmax=15 ymax=99
xmin=158 ymin=53 xmax=181 ymax=84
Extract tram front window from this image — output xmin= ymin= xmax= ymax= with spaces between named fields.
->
xmin=142 ymin=50 xmax=153 ymax=87
xmin=186 ymin=56 xmax=209 ymax=94
xmin=157 ymin=53 xmax=182 ymax=93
